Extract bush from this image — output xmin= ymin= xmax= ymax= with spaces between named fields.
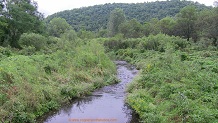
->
xmin=144 ymin=36 xmax=160 ymax=51
xmin=104 ymin=34 xmax=188 ymax=54
xmin=106 ymin=34 xmax=218 ymax=123
xmin=19 ymin=46 xmax=37 ymax=55
xmin=0 ymin=40 xmax=116 ymax=122
xmin=61 ymin=30 xmax=78 ymax=42
xmin=126 ymin=50 xmax=218 ymax=122
xmin=0 ymin=47 xmax=12 ymax=60
xmin=18 ymin=33 xmax=47 ymax=51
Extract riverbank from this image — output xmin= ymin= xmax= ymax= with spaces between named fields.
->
xmin=40 ymin=61 xmax=139 ymax=123
xmin=103 ymin=34 xmax=218 ymax=123
xmin=0 ymin=41 xmax=117 ymax=123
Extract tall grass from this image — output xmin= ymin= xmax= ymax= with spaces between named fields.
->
xmin=0 ymin=38 xmax=116 ymax=122
xmin=104 ymin=34 xmax=218 ymax=123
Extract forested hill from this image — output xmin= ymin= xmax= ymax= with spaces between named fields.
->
xmin=46 ymin=1 xmax=211 ymax=31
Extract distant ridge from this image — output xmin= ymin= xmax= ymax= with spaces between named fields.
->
xmin=46 ymin=1 xmax=211 ymax=31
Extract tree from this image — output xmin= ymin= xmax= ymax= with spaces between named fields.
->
xmin=196 ymin=8 xmax=218 ymax=46
xmin=97 ymin=28 xmax=108 ymax=38
xmin=119 ymin=19 xmax=143 ymax=38
xmin=18 ymin=33 xmax=47 ymax=51
xmin=61 ymin=30 xmax=78 ymax=42
xmin=107 ymin=8 xmax=126 ymax=37
xmin=45 ymin=1 xmax=210 ymax=32
xmin=47 ymin=17 xmax=72 ymax=37
xmin=176 ymin=6 xmax=197 ymax=41
xmin=77 ymin=29 xmax=95 ymax=39
xmin=0 ymin=0 xmax=44 ymax=47
xmin=143 ymin=22 xmax=151 ymax=36
xmin=148 ymin=18 xmax=160 ymax=35
xmin=158 ymin=17 xmax=177 ymax=36
xmin=0 ymin=17 xmax=8 ymax=46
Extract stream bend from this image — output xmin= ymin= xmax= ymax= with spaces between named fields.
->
xmin=42 ymin=61 xmax=139 ymax=123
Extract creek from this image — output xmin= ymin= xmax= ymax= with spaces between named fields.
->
xmin=40 ymin=61 xmax=139 ymax=123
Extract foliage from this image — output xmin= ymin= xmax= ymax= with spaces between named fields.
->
xmin=0 ymin=46 xmax=12 ymax=60
xmin=104 ymin=34 xmax=188 ymax=53
xmin=119 ymin=19 xmax=144 ymax=38
xmin=196 ymin=7 xmax=218 ymax=46
xmin=107 ymin=8 xmax=126 ymax=37
xmin=0 ymin=0 xmax=217 ymax=123
xmin=127 ymin=50 xmax=218 ymax=122
xmin=18 ymin=33 xmax=47 ymax=51
xmin=61 ymin=30 xmax=78 ymax=42
xmin=104 ymin=34 xmax=218 ymax=123
xmin=77 ymin=29 xmax=96 ymax=39
xmin=45 ymin=1 xmax=210 ymax=31
xmin=157 ymin=17 xmax=177 ymax=36
xmin=0 ymin=17 xmax=8 ymax=46
xmin=175 ymin=5 xmax=197 ymax=41
xmin=0 ymin=0 xmax=44 ymax=48
xmin=0 ymin=39 xmax=116 ymax=123
xmin=47 ymin=17 xmax=72 ymax=37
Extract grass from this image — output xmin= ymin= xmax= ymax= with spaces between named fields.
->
xmin=103 ymin=34 xmax=218 ymax=123
xmin=1 ymin=33 xmax=217 ymax=123
xmin=0 ymin=40 xmax=117 ymax=123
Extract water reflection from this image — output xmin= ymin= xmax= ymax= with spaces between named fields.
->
xmin=40 ymin=61 xmax=139 ymax=123
xmin=63 ymin=96 xmax=102 ymax=116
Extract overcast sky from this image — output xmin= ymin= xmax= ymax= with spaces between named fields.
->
xmin=34 ymin=0 xmax=215 ymax=16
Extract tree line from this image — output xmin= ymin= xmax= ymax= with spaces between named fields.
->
xmin=107 ymin=5 xmax=218 ymax=46
xmin=0 ymin=0 xmax=217 ymax=122
xmin=0 ymin=0 xmax=217 ymax=49
xmin=46 ymin=1 xmax=211 ymax=31
xmin=0 ymin=0 xmax=44 ymax=48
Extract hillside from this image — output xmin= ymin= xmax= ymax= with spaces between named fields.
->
xmin=45 ymin=1 xmax=211 ymax=31
xmin=0 ymin=0 xmax=217 ymax=122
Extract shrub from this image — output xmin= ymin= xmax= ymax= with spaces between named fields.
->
xmin=19 ymin=46 xmax=37 ymax=55
xmin=61 ymin=30 xmax=78 ymax=42
xmin=144 ymin=37 xmax=160 ymax=51
xmin=0 ymin=47 xmax=12 ymax=60
xmin=113 ymin=35 xmax=218 ymax=123
xmin=18 ymin=33 xmax=47 ymax=51
xmin=0 ymin=39 xmax=116 ymax=122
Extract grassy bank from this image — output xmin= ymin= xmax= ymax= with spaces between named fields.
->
xmin=0 ymin=40 xmax=116 ymax=123
xmin=1 ymin=33 xmax=217 ymax=123
xmin=104 ymin=34 xmax=218 ymax=123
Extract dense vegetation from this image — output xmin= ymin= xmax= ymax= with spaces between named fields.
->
xmin=0 ymin=0 xmax=217 ymax=122
xmin=103 ymin=34 xmax=218 ymax=122
xmin=0 ymin=1 xmax=116 ymax=122
xmin=102 ymin=1 xmax=218 ymax=122
xmin=46 ymin=1 xmax=211 ymax=31
xmin=0 ymin=40 xmax=117 ymax=122
xmin=0 ymin=0 xmax=44 ymax=48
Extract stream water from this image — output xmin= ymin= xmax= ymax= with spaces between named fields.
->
xmin=40 ymin=61 xmax=139 ymax=123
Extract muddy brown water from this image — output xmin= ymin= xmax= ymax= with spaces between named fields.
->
xmin=39 ymin=61 xmax=139 ymax=123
